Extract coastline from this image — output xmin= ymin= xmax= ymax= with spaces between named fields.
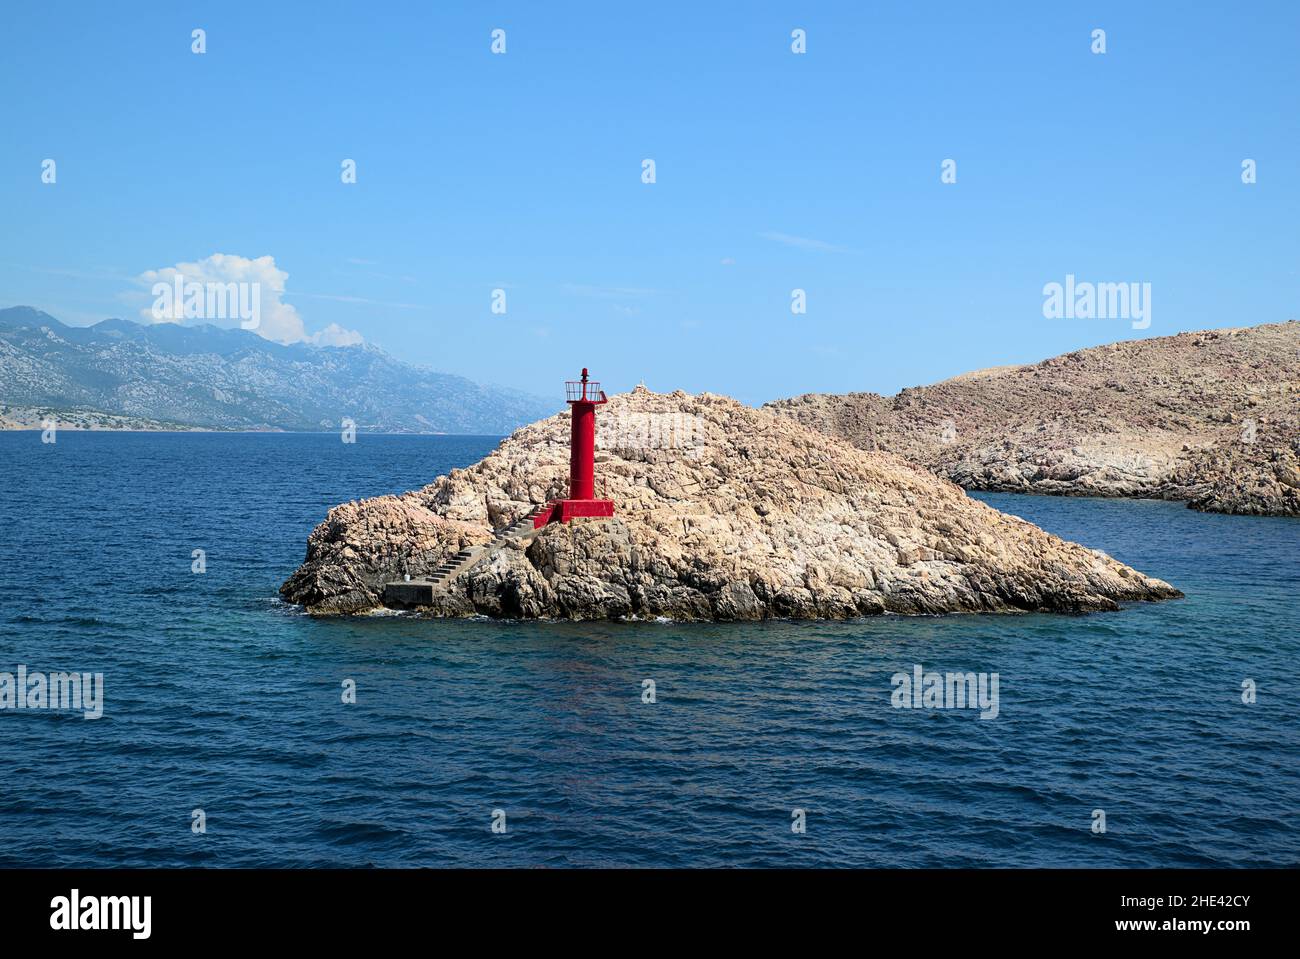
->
xmin=281 ymin=387 xmax=1183 ymax=620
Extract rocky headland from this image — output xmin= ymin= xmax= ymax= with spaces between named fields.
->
xmin=766 ymin=322 xmax=1300 ymax=516
xmin=281 ymin=388 xmax=1180 ymax=620
xmin=0 ymin=404 xmax=205 ymax=432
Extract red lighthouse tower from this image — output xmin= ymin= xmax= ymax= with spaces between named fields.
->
xmin=535 ymin=369 xmax=616 ymax=527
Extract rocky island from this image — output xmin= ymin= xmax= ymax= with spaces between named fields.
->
xmin=281 ymin=387 xmax=1180 ymax=620
xmin=767 ymin=321 xmax=1300 ymax=516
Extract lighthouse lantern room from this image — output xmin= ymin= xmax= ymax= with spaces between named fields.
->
xmin=535 ymin=368 xmax=616 ymax=528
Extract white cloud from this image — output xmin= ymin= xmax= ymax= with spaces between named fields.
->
xmin=758 ymin=231 xmax=854 ymax=253
xmin=561 ymin=283 xmax=657 ymax=298
xmin=314 ymin=322 xmax=364 ymax=347
xmin=287 ymin=291 xmax=424 ymax=309
xmin=137 ymin=253 xmax=363 ymax=347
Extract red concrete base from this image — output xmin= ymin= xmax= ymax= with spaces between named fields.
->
xmin=534 ymin=499 xmax=615 ymax=528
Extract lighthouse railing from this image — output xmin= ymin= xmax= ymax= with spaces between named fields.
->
xmin=565 ymin=380 xmax=602 ymax=402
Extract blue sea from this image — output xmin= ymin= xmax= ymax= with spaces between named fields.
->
xmin=1 ymin=431 xmax=1296 ymax=868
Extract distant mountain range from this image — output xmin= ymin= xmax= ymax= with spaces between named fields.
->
xmin=0 ymin=307 xmax=554 ymax=433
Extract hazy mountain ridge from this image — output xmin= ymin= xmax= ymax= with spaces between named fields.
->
xmin=0 ymin=306 xmax=554 ymax=433
xmin=766 ymin=321 xmax=1300 ymax=516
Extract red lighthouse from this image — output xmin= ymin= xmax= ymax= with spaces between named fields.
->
xmin=535 ymin=369 xmax=616 ymax=527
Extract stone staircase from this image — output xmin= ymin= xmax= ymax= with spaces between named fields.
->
xmin=382 ymin=504 xmax=551 ymax=607
xmin=427 ymin=544 xmax=488 ymax=591
xmin=493 ymin=505 xmax=551 ymax=545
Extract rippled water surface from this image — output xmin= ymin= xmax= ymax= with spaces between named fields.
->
xmin=1 ymin=431 xmax=1297 ymax=867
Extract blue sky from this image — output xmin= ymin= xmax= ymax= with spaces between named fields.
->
xmin=2 ymin=1 xmax=1297 ymax=404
